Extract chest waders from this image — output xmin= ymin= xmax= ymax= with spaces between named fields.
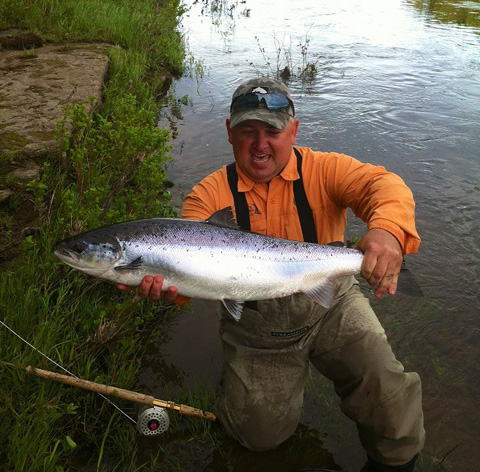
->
xmin=221 ymin=153 xmax=424 ymax=469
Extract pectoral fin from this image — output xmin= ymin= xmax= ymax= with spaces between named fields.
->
xmin=222 ymin=299 xmax=244 ymax=321
xmin=304 ymin=278 xmax=337 ymax=309
xmin=114 ymin=256 xmax=144 ymax=271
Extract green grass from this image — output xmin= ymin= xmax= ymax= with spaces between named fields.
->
xmin=0 ymin=219 xmax=182 ymax=470
xmin=0 ymin=0 xmax=190 ymax=470
xmin=0 ymin=0 xmax=186 ymax=111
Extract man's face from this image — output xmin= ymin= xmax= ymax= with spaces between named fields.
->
xmin=226 ymin=118 xmax=299 ymax=183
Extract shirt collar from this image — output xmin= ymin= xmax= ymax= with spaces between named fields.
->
xmin=235 ymin=148 xmax=299 ymax=192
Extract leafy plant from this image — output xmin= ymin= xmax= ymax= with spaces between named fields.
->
xmin=30 ymin=94 xmax=175 ymax=238
xmin=1 ymin=52 xmax=181 ymax=472
xmin=253 ymin=27 xmax=321 ymax=83
xmin=0 ymin=1 xmax=193 ymax=470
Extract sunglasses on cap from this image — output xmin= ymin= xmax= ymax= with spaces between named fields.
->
xmin=230 ymin=92 xmax=294 ymax=115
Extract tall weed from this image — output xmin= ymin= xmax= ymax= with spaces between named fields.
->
xmin=45 ymin=94 xmax=176 ymax=234
xmin=0 ymin=0 xmax=191 ymax=469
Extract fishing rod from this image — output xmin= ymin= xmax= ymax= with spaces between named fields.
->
xmin=26 ymin=366 xmax=216 ymax=435
xmin=1 ymin=318 xmax=215 ymax=436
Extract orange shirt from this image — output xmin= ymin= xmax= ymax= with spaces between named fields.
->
xmin=182 ymin=146 xmax=420 ymax=254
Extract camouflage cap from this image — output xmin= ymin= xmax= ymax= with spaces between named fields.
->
xmin=229 ymin=77 xmax=295 ymax=130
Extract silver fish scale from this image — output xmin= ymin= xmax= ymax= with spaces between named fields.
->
xmin=118 ymin=218 xmax=361 ymax=263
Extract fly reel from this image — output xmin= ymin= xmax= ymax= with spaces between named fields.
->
xmin=137 ymin=406 xmax=169 ymax=436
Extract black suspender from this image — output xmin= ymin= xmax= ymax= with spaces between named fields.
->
xmin=225 ymin=148 xmax=318 ymax=244
xmin=292 ymin=148 xmax=318 ymax=244
xmin=226 ymin=162 xmax=250 ymax=231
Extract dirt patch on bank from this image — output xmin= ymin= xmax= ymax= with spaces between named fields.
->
xmin=0 ymin=32 xmax=111 ymax=268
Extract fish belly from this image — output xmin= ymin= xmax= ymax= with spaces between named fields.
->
xmin=158 ymin=250 xmax=329 ymax=302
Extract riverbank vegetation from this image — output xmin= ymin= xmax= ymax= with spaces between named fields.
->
xmin=0 ymin=1 xmax=207 ymax=470
xmin=0 ymin=0 xmax=186 ymax=111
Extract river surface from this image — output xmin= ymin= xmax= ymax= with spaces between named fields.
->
xmin=140 ymin=1 xmax=480 ymax=470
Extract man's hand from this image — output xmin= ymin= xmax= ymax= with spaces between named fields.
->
xmin=356 ymin=228 xmax=403 ymax=299
xmin=117 ymin=275 xmax=190 ymax=306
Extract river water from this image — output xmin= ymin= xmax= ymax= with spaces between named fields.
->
xmin=140 ymin=0 xmax=480 ymax=470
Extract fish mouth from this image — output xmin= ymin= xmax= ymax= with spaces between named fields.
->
xmin=54 ymin=245 xmax=80 ymax=264
xmin=54 ymin=246 xmax=109 ymax=276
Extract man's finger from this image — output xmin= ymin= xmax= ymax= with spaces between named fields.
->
xmin=363 ymin=257 xmax=388 ymax=287
xmin=138 ymin=276 xmax=154 ymax=299
xmin=374 ymin=271 xmax=399 ymax=298
xmin=164 ymin=286 xmax=178 ymax=302
xmin=387 ymin=274 xmax=399 ymax=296
xmin=360 ymin=256 xmax=377 ymax=283
xmin=117 ymin=283 xmax=132 ymax=292
xmin=147 ymin=276 xmax=164 ymax=300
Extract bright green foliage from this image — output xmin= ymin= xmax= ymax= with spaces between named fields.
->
xmin=0 ymin=0 xmax=192 ymax=470
xmin=1 ymin=15 xmax=183 ymax=472
xmin=38 ymin=94 xmax=176 ymax=235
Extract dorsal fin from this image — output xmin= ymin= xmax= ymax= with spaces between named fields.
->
xmin=205 ymin=207 xmax=239 ymax=230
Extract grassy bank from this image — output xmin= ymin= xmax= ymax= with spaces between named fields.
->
xmin=0 ymin=1 xmax=201 ymax=470
xmin=0 ymin=0 xmax=186 ymax=111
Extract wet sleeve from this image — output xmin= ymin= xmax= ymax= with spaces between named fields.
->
xmin=324 ymin=154 xmax=421 ymax=254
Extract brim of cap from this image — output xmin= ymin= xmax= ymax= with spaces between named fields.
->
xmin=230 ymin=109 xmax=291 ymax=130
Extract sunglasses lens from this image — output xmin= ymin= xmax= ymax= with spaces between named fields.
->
xmin=231 ymin=93 xmax=292 ymax=114
xmin=261 ymin=93 xmax=290 ymax=109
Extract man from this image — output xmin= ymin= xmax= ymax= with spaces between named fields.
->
xmin=119 ymin=78 xmax=425 ymax=471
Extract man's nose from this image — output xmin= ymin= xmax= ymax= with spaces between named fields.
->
xmin=253 ymin=131 xmax=268 ymax=150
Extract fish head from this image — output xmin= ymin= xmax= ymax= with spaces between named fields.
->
xmin=54 ymin=233 xmax=122 ymax=276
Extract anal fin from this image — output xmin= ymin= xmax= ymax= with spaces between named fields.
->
xmin=222 ymin=299 xmax=244 ymax=321
xmin=304 ymin=278 xmax=337 ymax=309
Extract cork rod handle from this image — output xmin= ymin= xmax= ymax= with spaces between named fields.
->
xmin=26 ymin=366 xmax=216 ymax=421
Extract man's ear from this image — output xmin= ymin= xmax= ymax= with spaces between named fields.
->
xmin=290 ymin=119 xmax=299 ymax=145
xmin=226 ymin=118 xmax=233 ymax=144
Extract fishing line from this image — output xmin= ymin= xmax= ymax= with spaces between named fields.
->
xmin=0 ymin=318 xmax=136 ymax=424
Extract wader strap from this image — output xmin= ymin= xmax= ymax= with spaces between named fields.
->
xmin=293 ymin=148 xmax=318 ymax=244
xmin=226 ymin=150 xmax=318 ymax=242
xmin=225 ymin=150 xmax=317 ymax=312
xmin=226 ymin=163 xmax=250 ymax=231
xmin=226 ymin=163 xmax=257 ymax=311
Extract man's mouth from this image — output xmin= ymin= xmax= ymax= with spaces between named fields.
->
xmin=252 ymin=154 xmax=270 ymax=163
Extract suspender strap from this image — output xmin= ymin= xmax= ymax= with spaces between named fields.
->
xmin=293 ymin=148 xmax=318 ymax=244
xmin=226 ymin=162 xmax=250 ymax=231
xmin=226 ymin=149 xmax=317 ymax=243
xmin=226 ymin=163 xmax=255 ymax=310
xmin=225 ymin=151 xmax=316 ymax=312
